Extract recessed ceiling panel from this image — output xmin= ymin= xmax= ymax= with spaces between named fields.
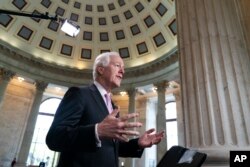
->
xmin=130 ymin=24 xmax=141 ymax=35
xmin=108 ymin=3 xmax=115 ymax=10
xmin=86 ymin=4 xmax=93 ymax=11
xmin=144 ymin=15 xmax=155 ymax=28
xmin=74 ymin=2 xmax=81 ymax=9
xmin=40 ymin=37 xmax=53 ymax=50
xmin=169 ymin=19 xmax=177 ymax=35
xmin=135 ymin=2 xmax=144 ymax=12
xmin=41 ymin=0 xmax=51 ymax=8
xmin=70 ymin=13 xmax=79 ymax=22
xmin=112 ymin=15 xmax=120 ymax=24
xmin=12 ymin=0 xmax=27 ymax=10
xmin=81 ymin=48 xmax=92 ymax=59
xmin=31 ymin=10 xmax=42 ymax=23
xmin=99 ymin=18 xmax=107 ymax=25
xmin=119 ymin=47 xmax=130 ymax=58
xmin=83 ymin=31 xmax=92 ymax=41
xmin=153 ymin=32 xmax=166 ymax=47
xmin=156 ymin=3 xmax=168 ymax=16
xmin=0 ymin=0 xmax=177 ymax=70
xmin=17 ymin=26 xmax=33 ymax=41
xmin=61 ymin=44 xmax=72 ymax=56
xmin=0 ymin=15 xmax=13 ymax=27
xmin=124 ymin=10 xmax=133 ymax=20
xmin=137 ymin=42 xmax=148 ymax=55
xmin=100 ymin=32 xmax=109 ymax=41
xmin=55 ymin=7 xmax=65 ymax=16
xmin=115 ymin=30 xmax=125 ymax=40
xmin=48 ymin=21 xmax=59 ymax=32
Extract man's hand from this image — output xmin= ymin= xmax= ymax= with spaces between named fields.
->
xmin=97 ymin=109 xmax=142 ymax=142
xmin=138 ymin=128 xmax=164 ymax=148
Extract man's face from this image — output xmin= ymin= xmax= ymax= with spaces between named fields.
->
xmin=101 ymin=55 xmax=125 ymax=89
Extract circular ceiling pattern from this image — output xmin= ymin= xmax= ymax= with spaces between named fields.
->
xmin=0 ymin=0 xmax=177 ymax=71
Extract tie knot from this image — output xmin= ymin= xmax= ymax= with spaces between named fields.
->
xmin=105 ymin=93 xmax=111 ymax=100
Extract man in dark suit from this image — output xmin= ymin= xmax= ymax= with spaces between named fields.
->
xmin=46 ymin=51 xmax=164 ymax=167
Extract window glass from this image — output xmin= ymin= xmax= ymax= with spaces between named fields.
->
xmin=165 ymin=101 xmax=178 ymax=150
xmin=165 ymin=102 xmax=176 ymax=119
xmin=39 ymin=98 xmax=61 ymax=114
xmin=166 ymin=121 xmax=178 ymax=149
xmin=27 ymin=98 xmax=61 ymax=167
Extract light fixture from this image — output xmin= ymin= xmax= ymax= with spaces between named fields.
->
xmin=17 ymin=77 xmax=24 ymax=82
xmin=120 ymin=91 xmax=127 ymax=96
xmin=55 ymin=87 xmax=61 ymax=91
xmin=0 ymin=9 xmax=80 ymax=37
xmin=60 ymin=19 xmax=80 ymax=37
xmin=152 ymin=87 xmax=157 ymax=92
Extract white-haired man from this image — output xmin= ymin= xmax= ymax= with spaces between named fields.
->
xmin=46 ymin=52 xmax=164 ymax=167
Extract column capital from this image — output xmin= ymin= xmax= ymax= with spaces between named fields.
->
xmin=154 ymin=80 xmax=168 ymax=92
xmin=35 ymin=80 xmax=48 ymax=92
xmin=126 ymin=87 xmax=137 ymax=97
xmin=0 ymin=68 xmax=15 ymax=82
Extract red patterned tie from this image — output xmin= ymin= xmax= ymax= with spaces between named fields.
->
xmin=105 ymin=93 xmax=113 ymax=113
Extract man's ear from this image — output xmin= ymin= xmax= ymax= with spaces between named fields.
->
xmin=97 ymin=66 xmax=104 ymax=75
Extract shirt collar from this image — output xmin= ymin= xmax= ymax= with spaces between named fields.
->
xmin=94 ymin=81 xmax=109 ymax=97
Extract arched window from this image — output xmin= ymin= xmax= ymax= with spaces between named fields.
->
xmin=27 ymin=98 xmax=61 ymax=167
xmin=165 ymin=101 xmax=178 ymax=149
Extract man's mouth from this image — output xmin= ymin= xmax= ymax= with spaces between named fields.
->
xmin=116 ymin=75 xmax=123 ymax=80
xmin=116 ymin=75 xmax=122 ymax=79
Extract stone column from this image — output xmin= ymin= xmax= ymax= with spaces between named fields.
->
xmin=126 ymin=88 xmax=136 ymax=167
xmin=17 ymin=81 xmax=48 ymax=165
xmin=236 ymin=0 xmax=250 ymax=55
xmin=176 ymin=0 xmax=250 ymax=165
xmin=0 ymin=68 xmax=15 ymax=108
xmin=173 ymin=90 xmax=185 ymax=146
xmin=154 ymin=81 xmax=167 ymax=162
xmin=127 ymin=88 xmax=136 ymax=115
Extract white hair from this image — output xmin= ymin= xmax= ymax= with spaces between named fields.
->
xmin=93 ymin=51 xmax=120 ymax=80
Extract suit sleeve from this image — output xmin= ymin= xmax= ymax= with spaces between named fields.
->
xmin=46 ymin=87 xmax=97 ymax=152
xmin=118 ymin=138 xmax=144 ymax=158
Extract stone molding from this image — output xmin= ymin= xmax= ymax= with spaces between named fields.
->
xmin=0 ymin=40 xmax=179 ymax=88
xmin=0 ymin=68 xmax=15 ymax=81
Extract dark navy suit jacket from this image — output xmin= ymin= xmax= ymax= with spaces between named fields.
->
xmin=46 ymin=84 xmax=143 ymax=167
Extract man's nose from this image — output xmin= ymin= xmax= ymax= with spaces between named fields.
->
xmin=119 ymin=68 xmax=125 ymax=74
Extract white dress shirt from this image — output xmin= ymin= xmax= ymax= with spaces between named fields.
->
xmin=93 ymin=81 xmax=111 ymax=147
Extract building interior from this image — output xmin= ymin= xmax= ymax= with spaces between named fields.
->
xmin=0 ymin=0 xmax=249 ymax=167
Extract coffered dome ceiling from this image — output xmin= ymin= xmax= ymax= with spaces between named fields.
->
xmin=0 ymin=0 xmax=178 ymax=87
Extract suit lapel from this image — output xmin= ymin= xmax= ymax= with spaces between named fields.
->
xmin=89 ymin=84 xmax=110 ymax=117
xmin=89 ymin=84 xmax=118 ymax=154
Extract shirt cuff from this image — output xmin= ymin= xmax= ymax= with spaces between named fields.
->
xmin=95 ymin=124 xmax=102 ymax=147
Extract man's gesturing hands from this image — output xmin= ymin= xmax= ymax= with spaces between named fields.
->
xmin=138 ymin=129 xmax=164 ymax=148
xmin=97 ymin=109 xmax=142 ymax=142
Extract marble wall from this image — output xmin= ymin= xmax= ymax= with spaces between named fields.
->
xmin=0 ymin=79 xmax=35 ymax=166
